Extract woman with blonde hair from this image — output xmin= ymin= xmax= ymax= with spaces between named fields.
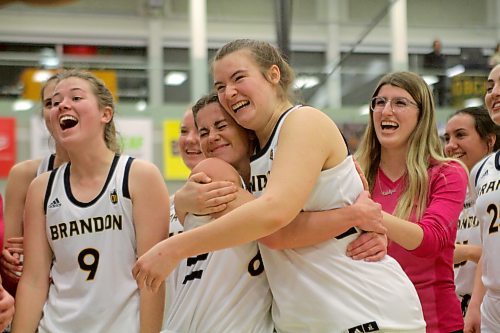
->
xmin=356 ymin=71 xmax=468 ymax=332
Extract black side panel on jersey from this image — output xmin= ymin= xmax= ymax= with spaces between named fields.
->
xmin=123 ymin=157 xmax=135 ymax=199
xmin=47 ymin=153 xmax=56 ymax=171
xmin=474 ymin=154 xmax=493 ymax=187
xmin=44 ymin=168 xmax=59 ymax=215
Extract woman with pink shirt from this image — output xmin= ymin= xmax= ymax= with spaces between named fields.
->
xmin=356 ymin=71 xmax=468 ymax=333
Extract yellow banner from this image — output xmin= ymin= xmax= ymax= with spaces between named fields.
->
xmin=163 ymin=120 xmax=190 ymax=180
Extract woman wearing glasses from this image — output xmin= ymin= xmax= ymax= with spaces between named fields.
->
xmin=356 ymin=71 xmax=468 ymax=333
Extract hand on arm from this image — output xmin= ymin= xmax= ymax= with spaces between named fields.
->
xmin=174 ymin=172 xmax=238 ymax=220
xmin=259 ymin=190 xmax=385 ymax=250
xmin=2 ymin=160 xmax=38 ymax=286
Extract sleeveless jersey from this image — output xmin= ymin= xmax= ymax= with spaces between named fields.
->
xmin=163 ymin=200 xmax=185 ymax=329
xmin=250 ymin=107 xmax=425 ymax=333
xmin=36 ymin=154 xmax=56 ymax=176
xmin=454 ymin=188 xmax=481 ymax=312
xmin=165 ymin=213 xmax=273 ymax=333
xmin=470 ymin=151 xmax=500 ymax=295
xmin=39 ymin=155 xmax=140 ymax=333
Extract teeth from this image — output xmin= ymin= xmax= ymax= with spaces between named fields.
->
xmin=232 ymin=101 xmax=248 ymax=111
xmin=59 ymin=115 xmax=77 ymax=124
xmin=381 ymin=121 xmax=398 ymax=127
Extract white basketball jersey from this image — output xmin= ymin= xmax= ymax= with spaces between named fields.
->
xmin=36 ymin=154 xmax=56 ymax=176
xmin=454 ymin=188 xmax=481 ymax=301
xmin=250 ymin=107 xmax=425 ymax=333
xmin=39 ymin=155 xmax=140 ymax=333
xmin=165 ymin=213 xmax=274 ymax=333
xmin=163 ymin=200 xmax=185 ymax=329
xmin=470 ymin=151 xmax=500 ymax=295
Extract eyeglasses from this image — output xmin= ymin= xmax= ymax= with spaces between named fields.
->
xmin=370 ymin=96 xmax=419 ymax=113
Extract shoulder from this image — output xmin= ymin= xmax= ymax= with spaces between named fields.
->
xmin=7 ymin=158 xmax=41 ymax=181
xmin=191 ymin=158 xmax=241 ymax=186
xmin=130 ymin=159 xmax=161 ymax=181
xmin=429 ymin=160 xmax=468 ymax=184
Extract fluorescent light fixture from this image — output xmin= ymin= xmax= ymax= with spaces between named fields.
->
xmin=13 ymin=99 xmax=34 ymax=111
xmin=423 ymin=75 xmax=439 ymax=86
xmin=136 ymin=100 xmax=147 ymax=112
xmin=33 ymin=70 xmax=53 ymax=83
xmin=464 ymin=98 xmax=483 ymax=108
xmin=446 ymin=64 xmax=465 ymax=78
xmin=359 ymin=105 xmax=370 ymax=116
xmin=164 ymin=71 xmax=187 ymax=86
xmin=294 ymin=75 xmax=320 ymax=89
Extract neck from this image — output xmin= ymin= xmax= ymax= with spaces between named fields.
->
xmin=257 ymin=101 xmax=293 ymax=148
xmin=380 ymin=147 xmax=407 ymax=180
xmin=67 ymin=147 xmax=115 ymax=178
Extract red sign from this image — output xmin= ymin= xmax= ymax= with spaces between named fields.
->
xmin=0 ymin=118 xmax=16 ymax=178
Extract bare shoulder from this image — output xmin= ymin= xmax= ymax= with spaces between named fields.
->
xmin=191 ymin=158 xmax=241 ymax=186
xmin=7 ymin=159 xmax=41 ymax=182
xmin=129 ymin=158 xmax=162 ymax=179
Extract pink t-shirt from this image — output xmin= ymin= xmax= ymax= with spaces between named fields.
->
xmin=373 ymin=161 xmax=467 ymax=333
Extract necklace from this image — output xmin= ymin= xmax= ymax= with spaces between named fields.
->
xmin=377 ymin=170 xmax=401 ymax=196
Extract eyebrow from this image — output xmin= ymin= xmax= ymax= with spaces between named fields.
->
xmin=52 ymin=87 xmax=85 ymax=97
xmin=213 ymin=69 xmax=247 ymax=88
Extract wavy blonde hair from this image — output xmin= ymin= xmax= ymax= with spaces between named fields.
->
xmin=356 ymin=71 xmax=457 ymax=220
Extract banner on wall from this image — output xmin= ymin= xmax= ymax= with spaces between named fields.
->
xmin=163 ymin=119 xmax=190 ymax=180
xmin=0 ymin=118 xmax=16 ymax=178
xmin=30 ymin=116 xmax=52 ymax=159
xmin=115 ymin=118 xmax=153 ymax=161
xmin=30 ymin=116 xmax=153 ymax=161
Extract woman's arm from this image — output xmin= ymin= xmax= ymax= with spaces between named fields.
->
xmin=259 ymin=191 xmax=385 ymax=249
xmin=11 ymin=174 xmax=52 ymax=333
xmin=1 ymin=160 xmax=39 ymax=283
xmin=454 ymin=243 xmax=482 ymax=264
xmin=129 ymin=160 xmax=170 ymax=333
xmin=383 ymin=162 xmax=468 ymax=251
xmin=464 ymin=257 xmax=485 ymax=333
xmin=174 ymin=172 xmax=238 ymax=223
xmin=133 ymin=107 xmax=348 ymax=292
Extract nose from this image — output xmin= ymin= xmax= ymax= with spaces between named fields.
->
xmin=186 ymin=131 xmax=198 ymax=144
xmin=208 ymin=129 xmax=220 ymax=142
xmin=444 ymin=138 xmax=457 ymax=155
xmin=380 ymin=101 xmax=394 ymax=115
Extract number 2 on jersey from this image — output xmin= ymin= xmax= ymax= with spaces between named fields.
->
xmin=78 ymin=248 xmax=100 ymax=280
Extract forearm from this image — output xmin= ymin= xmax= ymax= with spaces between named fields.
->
xmin=468 ymin=258 xmax=486 ymax=310
xmin=140 ymin=283 xmax=165 ymax=333
xmin=259 ymin=208 xmax=356 ymax=249
xmin=454 ymin=244 xmax=482 ymax=264
xmin=382 ymin=212 xmax=423 ymax=250
xmin=11 ymin=280 xmax=47 ymax=332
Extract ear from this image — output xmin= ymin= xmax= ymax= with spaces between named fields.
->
xmin=266 ymin=64 xmax=281 ymax=84
xmin=487 ymin=133 xmax=496 ymax=152
xmin=101 ymin=106 xmax=114 ymax=124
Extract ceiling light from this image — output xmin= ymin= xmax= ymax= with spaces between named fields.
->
xmin=164 ymin=71 xmax=187 ymax=86
xmin=33 ymin=70 xmax=53 ymax=83
xmin=446 ymin=65 xmax=465 ymax=78
xmin=422 ymin=75 xmax=439 ymax=86
xmin=13 ymin=99 xmax=34 ymax=111
xmin=294 ymin=75 xmax=320 ymax=89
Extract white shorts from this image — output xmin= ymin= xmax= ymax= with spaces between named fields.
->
xmin=481 ymin=294 xmax=500 ymax=333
